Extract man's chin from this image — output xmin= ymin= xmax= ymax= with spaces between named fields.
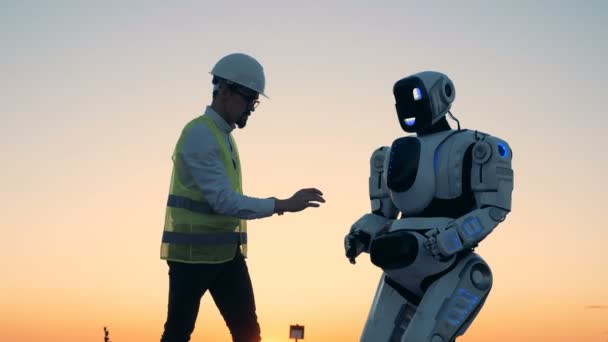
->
xmin=236 ymin=114 xmax=250 ymax=129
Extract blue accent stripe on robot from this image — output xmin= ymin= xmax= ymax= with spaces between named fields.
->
xmin=461 ymin=217 xmax=483 ymax=239
xmin=433 ymin=145 xmax=441 ymax=178
xmin=441 ymin=230 xmax=464 ymax=254
xmin=441 ymin=288 xmax=480 ymax=327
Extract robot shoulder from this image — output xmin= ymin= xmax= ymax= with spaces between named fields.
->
xmin=435 ymin=129 xmax=477 ymax=199
xmin=471 ymin=131 xmax=513 ymax=166
xmin=471 ymin=131 xmax=514 ymax=209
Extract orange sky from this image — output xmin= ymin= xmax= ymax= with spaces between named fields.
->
xmin=1 ymin=1 xmax=607 ymax=341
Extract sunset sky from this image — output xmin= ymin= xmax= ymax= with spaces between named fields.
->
xmin=1 ymin=1 xmax=607 ymax=341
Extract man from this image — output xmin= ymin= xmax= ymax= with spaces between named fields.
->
xmin=160 ymin=53 xmax=325 ymax=342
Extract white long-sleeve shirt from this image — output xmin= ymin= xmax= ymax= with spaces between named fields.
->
xmin=176 ymin=106 xmax=275 ymax=219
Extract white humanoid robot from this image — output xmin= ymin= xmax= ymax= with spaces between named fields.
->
xmin=344 ymin=71 xmax=514 ymax=342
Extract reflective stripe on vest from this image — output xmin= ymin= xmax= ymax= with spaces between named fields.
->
xmin=167 ymin=194 xmax=215 ymax=214
xmin=162 ymin=231 xmax=247 ymax=245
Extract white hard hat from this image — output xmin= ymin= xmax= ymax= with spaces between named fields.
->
xmin=210 ymin=53 xmax=268 ymax=98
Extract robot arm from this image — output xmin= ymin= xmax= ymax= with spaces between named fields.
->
xmin=369 ymin=147 xmax=400 ymax=219
xmin=425 ymin=133 xmax=514 ymax=259
xmin=345 ymin=147 xmax=400 ymax=263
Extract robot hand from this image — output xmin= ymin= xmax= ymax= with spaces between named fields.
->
xmin=345 ymin=214 xmax=389 ymax=264
xmin=344 ymin=230 xmax=371 ymax=264
xmin=423 ymin=227 xmax=462 ymax=261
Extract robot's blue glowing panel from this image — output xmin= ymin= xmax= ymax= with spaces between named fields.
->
xmin=462 ymin=217 xmax=483 ymax=239
xmin=413 ymin=88 xmax=422 ymax=101
xmin=404 ymin=117 xmax=416 ymax=126
xmin=498 ymin=142 xmax=509 ymax=158
xmin=442 ymin=288 xmax=480 ymax=327
xmin=440 ymin=229 xmax=463 ymax=254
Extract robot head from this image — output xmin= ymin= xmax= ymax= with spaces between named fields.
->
xmin=393 ymin=71 xmax=456 ymax=133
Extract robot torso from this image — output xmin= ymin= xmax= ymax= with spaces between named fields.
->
xmin=384 ymin=129 xmax=478 ymax=219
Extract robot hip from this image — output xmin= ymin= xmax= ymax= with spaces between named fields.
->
xmin=370 ymin=230 xmax=460 ymax=293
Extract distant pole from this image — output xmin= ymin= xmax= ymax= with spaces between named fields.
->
xmin=104 ymin=326 xmax=111 ymax=342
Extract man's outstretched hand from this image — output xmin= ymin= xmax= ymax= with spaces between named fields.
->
xmin=274 ymin=188 xmax=325 ymax=215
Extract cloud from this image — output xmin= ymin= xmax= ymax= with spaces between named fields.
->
xmin=585 ymin=305 xmax=608 ymax=309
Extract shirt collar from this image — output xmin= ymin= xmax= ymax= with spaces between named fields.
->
xmin=204 ymin=106 xmax=234 ymax=134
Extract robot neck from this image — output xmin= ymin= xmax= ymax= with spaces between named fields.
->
xmin=416 ymin=116 xmax=452 ymax=136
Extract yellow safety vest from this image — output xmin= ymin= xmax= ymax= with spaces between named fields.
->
xmin=160 ymin=115 xmax=247 ymax=263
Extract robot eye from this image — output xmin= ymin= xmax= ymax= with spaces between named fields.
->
xmin=412 ymin=88 xmax=422 ymax=101
xmin=404 ymin=117 xmax=416 ymax=126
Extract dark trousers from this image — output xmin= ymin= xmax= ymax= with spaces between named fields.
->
xmin=160 ymin=253 xmax=261 ymax=342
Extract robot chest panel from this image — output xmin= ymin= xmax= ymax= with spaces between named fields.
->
xmin=386 ymin=136 xmax=438 ymax=215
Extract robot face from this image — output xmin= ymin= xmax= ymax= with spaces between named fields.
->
xmin=393 ymin=76 xmax=433 ymax=133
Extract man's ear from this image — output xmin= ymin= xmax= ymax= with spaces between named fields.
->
xmin=216 ymin=83 xmax=228 ymax=98
xmin=220 ymin=83 xmax=236 ymax=99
